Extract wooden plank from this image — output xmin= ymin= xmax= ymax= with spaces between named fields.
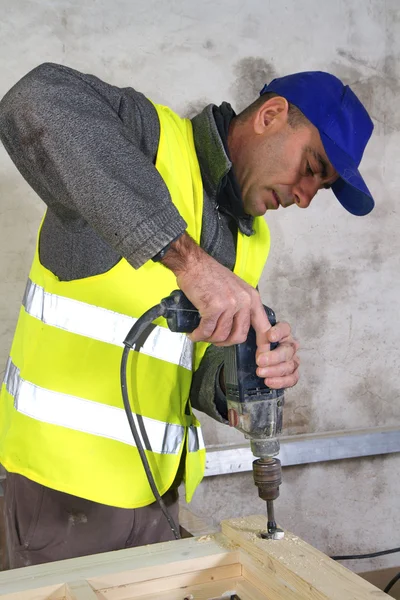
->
xmin=66 ymin=581 xmax=98 ymax=600
xmin=1 ymin=514 xmax=388 ymax=600
xmin=123 ymin=577 xmax=244 ymax=600
xmin=95 ymin=563 xmax=241 ymax=599
xmin=221 ymin=515 xmax=388 ymax=600
xmin=0 ymin=535 xmax=238 ymax=597
xmin=88 ymin=543 xmax=238 ymax=592
xmin=241 ymin=552 xmax=312 ymax=600
xmin=135 ymin=577 xmax=269 ymax=600
xmin=0 ymin=584 xmax=67 ymax=600
xmin=235 ymin=578 xmax=271 ymax=600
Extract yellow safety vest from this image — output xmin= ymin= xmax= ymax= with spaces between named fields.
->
xmin=0 ymin=102 xmax=270 ymax=508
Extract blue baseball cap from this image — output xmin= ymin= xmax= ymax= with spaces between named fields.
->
xmin=260 ymin=72 xmax=375 ymax=216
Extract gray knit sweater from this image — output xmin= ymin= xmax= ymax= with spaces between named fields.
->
xmin=0 ymin=62 xmax=252 ymax=422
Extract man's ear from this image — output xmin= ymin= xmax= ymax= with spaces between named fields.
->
xmin=253 ymin=96 xmax=289 ymax=134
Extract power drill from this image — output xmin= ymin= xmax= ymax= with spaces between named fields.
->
xmin=162 ymin=290 xmax=285 ymax=539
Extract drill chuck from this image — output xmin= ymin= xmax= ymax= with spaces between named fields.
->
xmin=253 ymin=457 xmax=282 ymax=502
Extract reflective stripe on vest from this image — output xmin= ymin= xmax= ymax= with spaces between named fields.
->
xmin=22 ymin=279 xmax=194 ymax=371
xmin=3 ymin=358 xmax=204 ymax=454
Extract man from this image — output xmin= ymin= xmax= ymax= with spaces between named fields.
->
xmin=0 ymin=64 xmax=373 ymax=568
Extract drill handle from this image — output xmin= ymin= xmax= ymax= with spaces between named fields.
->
xmin=161 ymin=290 xmax=201 ymax=333
xmin=162 ymin=290 xmax=279 ymax=353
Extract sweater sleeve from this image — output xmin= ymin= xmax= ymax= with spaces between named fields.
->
xmin=190 ymin=345 xmax=228 ymax=424
xmin=0 ymin=62 xmax=187 ymax=268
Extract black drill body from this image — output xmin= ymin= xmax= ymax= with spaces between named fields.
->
xmin=162 ymin=290 xmax=285 ymax=537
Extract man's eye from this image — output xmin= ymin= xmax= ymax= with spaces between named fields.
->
xmin=306 ymin=163 xmax=314 ymax=176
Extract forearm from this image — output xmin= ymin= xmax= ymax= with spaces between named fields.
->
xmin=160 ymin=231 xmax=204 ymax=274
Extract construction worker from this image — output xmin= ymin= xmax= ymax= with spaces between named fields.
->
xmin=0 ymin=64 xmax=374 ymax=568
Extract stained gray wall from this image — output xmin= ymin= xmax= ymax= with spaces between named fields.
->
xmin=1 ymin=0 xmax=399 ymax=576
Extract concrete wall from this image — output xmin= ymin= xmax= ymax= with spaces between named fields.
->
xmin=1 ymin=0 xmax=399 ymax=574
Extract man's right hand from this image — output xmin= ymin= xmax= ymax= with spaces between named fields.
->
xmin=160 ymin=232 xmax=271 ymax=346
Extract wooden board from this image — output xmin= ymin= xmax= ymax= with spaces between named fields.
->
xmin=0 ymin=515 xmax=387 ymax=600
xmin=222 ymin=515 xmax=388 ymax=600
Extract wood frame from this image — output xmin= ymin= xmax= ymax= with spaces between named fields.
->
xmin=0 ymin=515 xmax=387 ymax=599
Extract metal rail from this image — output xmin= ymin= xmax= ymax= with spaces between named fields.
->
xmin=204 ymin=426 xmax=400 ymax=477
xmin=1 ymin=427 xmax=399 ymax=492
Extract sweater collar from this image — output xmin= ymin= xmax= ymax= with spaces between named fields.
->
xmin=191 ymin=103 xmax=254 ymax=236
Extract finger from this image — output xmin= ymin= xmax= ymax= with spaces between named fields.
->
xmin=199 ymin=310 xmax=237 ymax=344
xmin=269 ymin=321 xmax=291 ymax=342
xmin=188 ymin=313 xmax=221 ymax=342
xmin=257 ymin=334 xmax=299 ymax=366
xmin=289 ymin=337 xmax=300 ymax=353
xmin=213 ymin=309 xmax=251 ymax=346
xmin=250 ymin=300 xmax=272 ymax=348
xmin=255 ymin=324 xmax=292 ymax=355
xmin=265 ymin=322 xmax=292 ymax=345
xmin=256 ymin=342 xmax=297 ymax=367
xmin=257 ymin=358 xmax=299 ymax=379
xmin=264 ymin=368 xmax=300 ymax=390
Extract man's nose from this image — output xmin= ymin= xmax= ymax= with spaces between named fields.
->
xmin=293 ymin=179 xmax=319 ymax=209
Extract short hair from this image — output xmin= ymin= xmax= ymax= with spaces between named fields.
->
xmin=237 ymin=91 xmax=309 ymax=128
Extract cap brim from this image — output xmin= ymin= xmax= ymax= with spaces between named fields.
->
xmin=320 ymin=132 xmax=375 ymax=216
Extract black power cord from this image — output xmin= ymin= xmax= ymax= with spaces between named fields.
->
xmin=331 ymin=546 xmax=400 ymax=596
xmin=384 ymin=571 xmax=400 ymax=594
xmin=121 ymin=303 xmax=181 ymax=541
xmin=331 ymin=546 xmax=400 ymax=561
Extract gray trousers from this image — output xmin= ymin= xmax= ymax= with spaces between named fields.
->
xmin=3 ymin=472 xmax=179 ymax=569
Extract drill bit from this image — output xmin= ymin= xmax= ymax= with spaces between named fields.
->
xmin=267 ymin=499 xmax=276 ymax=531
xmin=260 ymin=499 xmax=284 ymax=540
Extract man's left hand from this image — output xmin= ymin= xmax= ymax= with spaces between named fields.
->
xmin=255 ymin=322 xmax=300 ymax=389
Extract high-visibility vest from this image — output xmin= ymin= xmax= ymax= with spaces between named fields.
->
xmin=0 ymin=102 xmax=270 ymax=508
